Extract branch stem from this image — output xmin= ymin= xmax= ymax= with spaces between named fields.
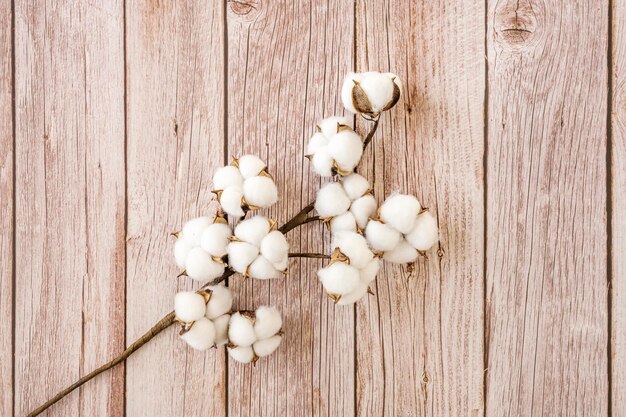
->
xmin=288 ymin=252 xmax=330 ymax=259
xmin=362 ymin=114 xmax=381 ymax=150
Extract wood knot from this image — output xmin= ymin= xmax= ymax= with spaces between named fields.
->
xmin=494 ymin=0 xmax=540 ymax=48
xmin=228 ymin=0 xmax=260 ymax=16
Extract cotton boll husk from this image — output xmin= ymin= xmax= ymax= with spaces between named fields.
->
xmin=181 ymin=318 xmax=216 ymax=351
xmin=175 ymin=291 xmax=207 ymax=323
xmin=330 ymin=211 xmax=357 ymax=233
xmin=253 ymin=335 xmax=282 ymax=357
xmin=254 ymin=306 xmax=283 ymax=340
xmin=260 ymin=230 xmax=289 ymax=265
xmin=380 ymin=193 xmax=421 ymax=234
xmin=365 ymin=220 xmax=402 ymax=252
xmin=328 ymin=130 xmax=363 ymax=173
xmin=228 ymin=346 xmax=255 ymax=364
xmin=213 ymin=165 xmax=244 ymax=190
xmin=383 ymin=238 xmax=419 ymax=264
xmin=234 ymin=216 xmax=271 ymax=246
xmin=318 ymin=116 xmax=351 ymax=138
xmin=243 ymin=176 xmax=279 ymax=208
xmin=359 ymin=258 xmax=380 ymax=284
xmin=314 ymin=182 xmax=351 ymax=218
xmin=204 ymin=285 xmax=233 ymax=319
xmin=248 ymin=255 xmax=281 ymax=280
xmin=220 ymin=186 xmax=245 ymax=217
xmin=341 ymin=173 xmax=370 ymax=201
xmin=200 ymin=223 xmax=231 ymax=257
xmin=359 ymin=72 xmax=395 ymax=113
xmin=405 ymin=211 xmax=439 ymax=251
xmin=213 ymin=314 xmax=230 ymax=346
xmin=174 ymin=237 xmax=193 ymax=269
xmin=350 ymin=194 xmax=377 ymax=229
xmin=181 ymin=216 xmax=212 ymax=246
xmin=331 ymin=231 xmax=374 ymax=269
xmin=385 ymin=72 xmax=402 ymax=104
xmin=306 ymin=132 xmax=329 ymax=156
xmin=228 ymin=312 xmax=257 ymax=347
xmin=337 ymin=282 xmax=369 ymax=306
xmin=341 ymin=72 xmax=362 ymax=114
xmin=311 ymin=147 xmax=334 ymax=177
xmin=185 ymin=247 xmax=226 ymax=281
xmin=318 ymin=262 xmax=361 ymax=295
xmin=237 ymin=154 xmax=267 ymax=179
xmin=226 ymin=241 xmax=259 ymax=273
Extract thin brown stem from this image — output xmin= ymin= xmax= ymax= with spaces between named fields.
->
xmin=288 ymin=252 xmax=330 ymax=259
xmin=362 ymin=114 xmax=381 ymax=150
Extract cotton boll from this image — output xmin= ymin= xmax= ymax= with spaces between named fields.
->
xmin=237 ymin=155 xmax=267 ymax=179
xmin=248 ymin=255 xmax=281 ymax=280
xmin=260 ymin=230 xmax=289 ymax=265
xmin=359 ymin=259 xmax=380 ymax=284
xmin=337 ymin=282 xmax=369 ymax=306
xmin=272 ymin=255 xmax=289 ymax=272
xmin=306 ymin=132 xmax=329 ymax=156
xmin=174 ymin=237 xmax=193 ymax=269
xmin=205 ymin=285 xmax=233 ymax=319
xmin=383 ymin=238 xmax=419 ymax=264
xmin=318 ymin=262 xmax=361 ymax=295
xmin=365 ymin=220 xmax=402 ymax=252
xmin=350 ymin=194 xmax=377 ymax=229
xmin=228 ymin=312 xmax=257 ymax=347
xmin=330 ymin=211 xmax=357 ymax=233
xmin=359 ymin=72 xmax=395 ymax=113
xmin=220 ymin=186 xmax=245 ymax=217
xmin=311 ymin=147 xmax=334 ymax=177
xmin=253 ymin=335 xmax=282 ymax=357
xmin=228 ymin=346 xmax=255 ymax=364
xmin=200 ymin=223 xmax=231 ymax=257
xmin=331 ymin=231 xmax=374 ymax=269
xmin=175 ymin=291 xmax=207 ymax=323
xmin=318 ymin=116 xmax=351 ymax=138
xmin=213 ymin=165 xmax=244 ymax=190
xmin=254 ymin=306 xmax=283 ymax=340
xmin=341 ymin=173 xmax=370 ymax=201
xmin=213 ymin=314 xmax=230 ymax=346
xmin=181 ymin=216 xmax=212 ymax=246
xmin=328 ymin=130 xmax=363 ymax=174
xmin=341 ymin=72 xmax=362 ymax=114
xmin=380 ymin=194 xmax=421 ymax=234
xmin=180 ymin=318 xmax=216 ymax=351
xmin=227 ymin=241 xmax=259 ymax=273
xmin=243 ymin=176 xmax=279 ymax=208
xmin=405 ymin=211 xmax=439 ymax=251
xmin=315 ymin=182 xmax=351 ymax=218
xmin=185 ymin=247 xmax=226 ymax=281
xmin=235 ymin=216 xmax=271 ymax=246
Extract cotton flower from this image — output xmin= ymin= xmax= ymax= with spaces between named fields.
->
xmin=174 ymin=291 xmax=208 ymax=324
xmin=227 ymin=306 xmax=283 ymax=364
xmin=379 ymin=193 xmax=421 ymax=234
xmin=331 ymin=231 xmax=374 ymax=269
xmin=341 ymin=71 xmax=401 ymax=115
xmin=405 ymin=211 xmax=439 ymax=251
xmin=317 ymin=255 xmax=379 ymax=305
xmin=180 ymin=318 xmax=216 ymax=351
xmin=227 ymin=216 xmax=288 ymax=279
xmin=204 ymin=285 xmax=233 ymax=319
xmin=315 ymin=183 xmax=351 ymax=218
xmin=305 ymin=117 xmax=363 ymax=177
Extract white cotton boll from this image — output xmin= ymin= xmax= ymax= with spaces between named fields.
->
xmin=327 ymin=130 xmax=363 ymax=174
xmin=331 ymin=231 xmax=374 ymax=269
xmin=248 ymin=255 xmax=281 ymax=280
xmin=238 ymin=155 xmax=267 ymax=179
xmin=243 ymin=176 xmax=279 ymax=208
xmin=337 ymin=282 xmax=369 ymax=306
xmin=350 ymin=194 xmax=377 ymax=229
xmin=306 ymin=132 xmax=329 ymax=156
xmin=185 ymin=247 xmax=226 ymax=282
xmin=174 ymin=237 xmax=193 ymax=269
xmin=220 ymin=186 xmax=245 ymax=217
xmin=175 ymin=291 xmax=207 ymax=323
xmin=341 ymin=72 xmax=362 ymax=114
xmin=318 ymin=116 xmax=351 ymax=138
xmin=365 ymin=220 xmax=402 ymax=252
xmin=181 ymin=216 xmax=212 ymax=246
xmin=213 ymin=314 xmax=230 ymax=346
xmin=235 ymin=216 xmax=271 ymax=246
xmin=383 ymin=238 xmax=419 ymax=264
xmin=254 ymin=306 xmax=283 ymax=340
xmin=273 ymin=255 xmax=289 ymax=272
xmin=341 ymin=173 xmax=370 ymax=201
xmin=314 ymin=182 xmax=351 ymax=218
xmin=205 ymin=285 xmax=233 ymax=319
xmin=405 ymin=211 xmax=439 ymax=251
xmin=181 ymin=318 xmax=216 ymax=351
xmin=228 ymin=312 xmax=257 ymax=347
xmin=213 ymin=165 xmax=244 ymax=190
xmin=311 ymin=147 xmax=334 ymax=177
xmin=227 ymin=241 xmax=259 ymax=273
xmin=380 ymin=193 xmax=421 ymax=234
xmin=228 ymin=346 xmax=255 ymax=364
xmin=260 ymin=230 xmax=289 ymax=265
xmin=200 ymin=223 xmax=231 ymax=257
xmin=253 ymin=335 xmax=282 ymax=357
xmin=359 ymin=258 xmax=380 ymax=284
xmin=330 ymin=211 xmax=357 ymax=233
xmin=359 ymin=72 xmax=395 ymax=113
xmin=318 ymin=262 xmax=360 ymax=296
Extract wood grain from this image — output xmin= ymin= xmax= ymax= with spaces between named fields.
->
xmin=355 ymin=0 xmax=485 ymax=416
xmin=0 ymin=3 xmax=13 ymax=417
xmin=225 ymin=1 xmax=355 ymax=415
xmin=486 ymin=1 xmax=609 ymax=415
xmin=125 ymin=1 xmax=227 ymax=416
xmin=13 ymin=1 xmax=126 ymax=416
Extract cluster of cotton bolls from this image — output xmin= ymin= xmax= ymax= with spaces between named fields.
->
xmin=227 ymin=306 xmax=283 ymax=364
xmin=305 ymin=117 xmax=363 ymax=177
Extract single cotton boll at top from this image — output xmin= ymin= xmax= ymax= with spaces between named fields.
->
xmin=405 ymin=211 xmax=439 ymax=251
xmin=228 ymin=346 xmax=255 ymax=364
xmin=243 ymin=176 xmax=278 ymax=208
xmin=365 ymin=220 xmax=402 ymax=252
xmin=234 ymin=216 xmax=271 ymax=246
xmin=327 ymin=130 xmax=363 ymax=174
xmin=236 ymin=155 xmax=266 ymax=179
xmin=219 ymin=187 xmax=245 ymax=217
xmin=185 ymin=247 xmax=226 ymax=282
xmin=350 ymin=194 xmax=377 ymax=229
xmin=383 ymin=238 xmax=419 ymax=264
xmin=228 ymin=312 xmax=257 ymax=347
xmin=254 ymin=306 xmax=283 ymax=340
xmin=330 ymin=211 xmax=357 ymax=233
xmin=331 ymin=231 xmax=374 ymax=269
xmin=226 ymin=241 xmax=259 ymax=274
xmin=253 ymin=335 xmax=282 ymax=357
xmin=175 ymin=291 xmax=207 ymax=323
xmin=318 ymin=262 xmax=361 ymax=296
xmin=380 ymin=193 xmax=422 ymax=234
xmin=180 ymin=318 xmax=216 ymax=351
xmin=358 ymin=72 xmax=395 ymax=113
xmin=315 ymin=182 xmax=351 ymax=218
xmin=212 ymin=314 xmax=231 ymax=346
xmin=341 ymin=71 xmax=401 ymax=115
xmin=204 ymin=285 xmax=233 ymax=319
xmin=200 ymin=223 xmax=231 ymax=257
xmin=212 ymin=165 xmax=243 ymax=190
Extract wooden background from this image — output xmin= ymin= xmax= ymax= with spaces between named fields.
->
xmin=0 ymin=0 xmax=621 ymax=416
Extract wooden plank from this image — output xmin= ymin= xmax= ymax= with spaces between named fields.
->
xmin=0 ymin=2 xmax=13 ymax=417
xmin=355 ymin=0 xmax=485 ymax=416
xmin=13 ymin=1 xmax=125 ymax=416
xmin=486 ymin=1 xmax=609 ymax=415
xmin=125 ymin=1 xmax=227 ymax=416
xmin=226 ymin=1 xmax=355 ymax=416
